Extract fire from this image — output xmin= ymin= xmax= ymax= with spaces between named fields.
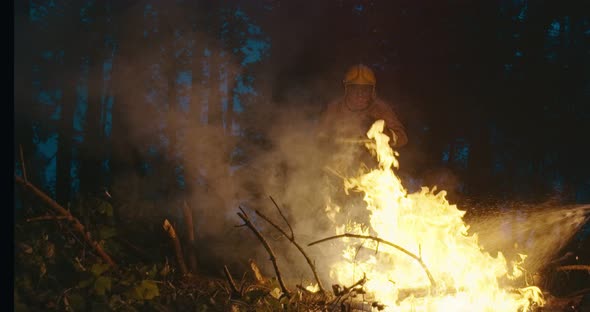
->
xmin=325 ymin=120 xmax=545 ymax=311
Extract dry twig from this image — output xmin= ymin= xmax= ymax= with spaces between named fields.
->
xmin=223 ymin=265 xmax=241 ymax=298
xmin=269 ymin=196 xmax=293 ymax=238
xmin=309 ymin=233 xmax=436 ymax=289
xmin=255 ymin=207 xmax=326 ymax=294
xmin=237 ymin=206 xmax=291 ymax=298
xmin=163 ymin=219 xmax=189 ymax=276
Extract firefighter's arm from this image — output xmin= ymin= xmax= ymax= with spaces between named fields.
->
xmin=388 ymin=124 xmax=408 ymax=148
xmin=374 ymin=101 xmax=408 ymax=148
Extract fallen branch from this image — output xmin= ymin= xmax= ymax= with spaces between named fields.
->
xmin=27 ymin=215 xmax=69 ymax=222
xmin=182 ymin=201 xmax=198 ymax=273
xmin=255 ymin=208 xmax=326 ymax=294
xmin=269 ymin=196 xmax=293 ymax=239
xmin=14 ymin=175 xmax=116 ymax=267
xmin=223 ymin=265 xmax=241 ymax=298
xmin=237 ymin=206 xmax=290 ymax=298
xmin=308 ymin=233 xmax=436 ymax=289
xmin=162 ymin=219 xmax=189 ymax=276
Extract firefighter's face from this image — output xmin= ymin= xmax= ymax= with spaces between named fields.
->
xmin=345 ymin=84 xmax=373 ymax=110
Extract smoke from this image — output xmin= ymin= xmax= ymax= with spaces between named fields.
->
xmin=465 ymin=202 xmax=589 ymax=274
xmin=95 ymin=1 xmax=356 ymax=281
xmin=20 ymin=1 xmax=588 ymax=291
xmin=93 ymin=3 xmax=518 ymax=287
xmin=230 ymin=104 xmax=363 ymax=282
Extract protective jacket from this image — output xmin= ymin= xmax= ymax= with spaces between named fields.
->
xmin=318 ymin=96 xmax=408 ymax=148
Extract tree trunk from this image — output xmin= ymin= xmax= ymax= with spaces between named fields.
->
xmin=55 ymin=63 xmax=76 ymax=206
xmin=109 ymin=2 xmax=146 ymax=176
xmin=80 ymin=3 xmax=108 ymax=196
xmin=14 ymin=0 xmax=36 ymax=184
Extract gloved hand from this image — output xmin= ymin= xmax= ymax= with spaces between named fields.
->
xmin=388 ymin=128 xmax=398 ymax=147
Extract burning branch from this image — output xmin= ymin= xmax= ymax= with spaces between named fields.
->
xmin=163 ymin=219 xmax=189 ymax=276
xmin=308 ymin=233 xmax=437 ymax=289
xmin=237 ymin=206 xmax=291 ymax=298
xmin=332 ymin=273 xmax=367 ymax=297
xmin=329 ymin=273 xmax=373 ymax=311
xmin=255 ymin=207 xmax=326 ymax=295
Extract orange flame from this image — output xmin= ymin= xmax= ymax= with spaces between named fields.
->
xmin=325 ymin=120 xmax=544 ymax=311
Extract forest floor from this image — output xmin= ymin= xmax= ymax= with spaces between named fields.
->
xmin=13 ymin=179 xmax=590 ymax=311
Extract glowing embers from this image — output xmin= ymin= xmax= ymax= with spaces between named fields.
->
xmin=325 ymin=120 xmax=545 ymax=312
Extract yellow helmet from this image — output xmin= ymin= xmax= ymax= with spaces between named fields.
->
xmin=343 ymin=64 xmax=376 ymax=86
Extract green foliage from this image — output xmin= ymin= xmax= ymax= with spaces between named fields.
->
xmin=14 ymin=291 xmax=29 ymax=312
xmin=66 ymin=292 xmax=86 ymax=310
xmin=94 ymin=276 xmax=112 ymax=296
xmin=14 ymin=193 xmax=332 ymax=311
xmin=91 ymin=263 xmax=111 ymax=277
xmin=130 ymin=280 xmax=159 ymax=300
xmin=99 ymin=227 xmax=117 ymax=240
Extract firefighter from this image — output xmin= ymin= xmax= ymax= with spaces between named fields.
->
xmin=316 ymin=64 xmax=409 ymax=224
xmin=318 ymin=64 xmax=408 ymax=148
